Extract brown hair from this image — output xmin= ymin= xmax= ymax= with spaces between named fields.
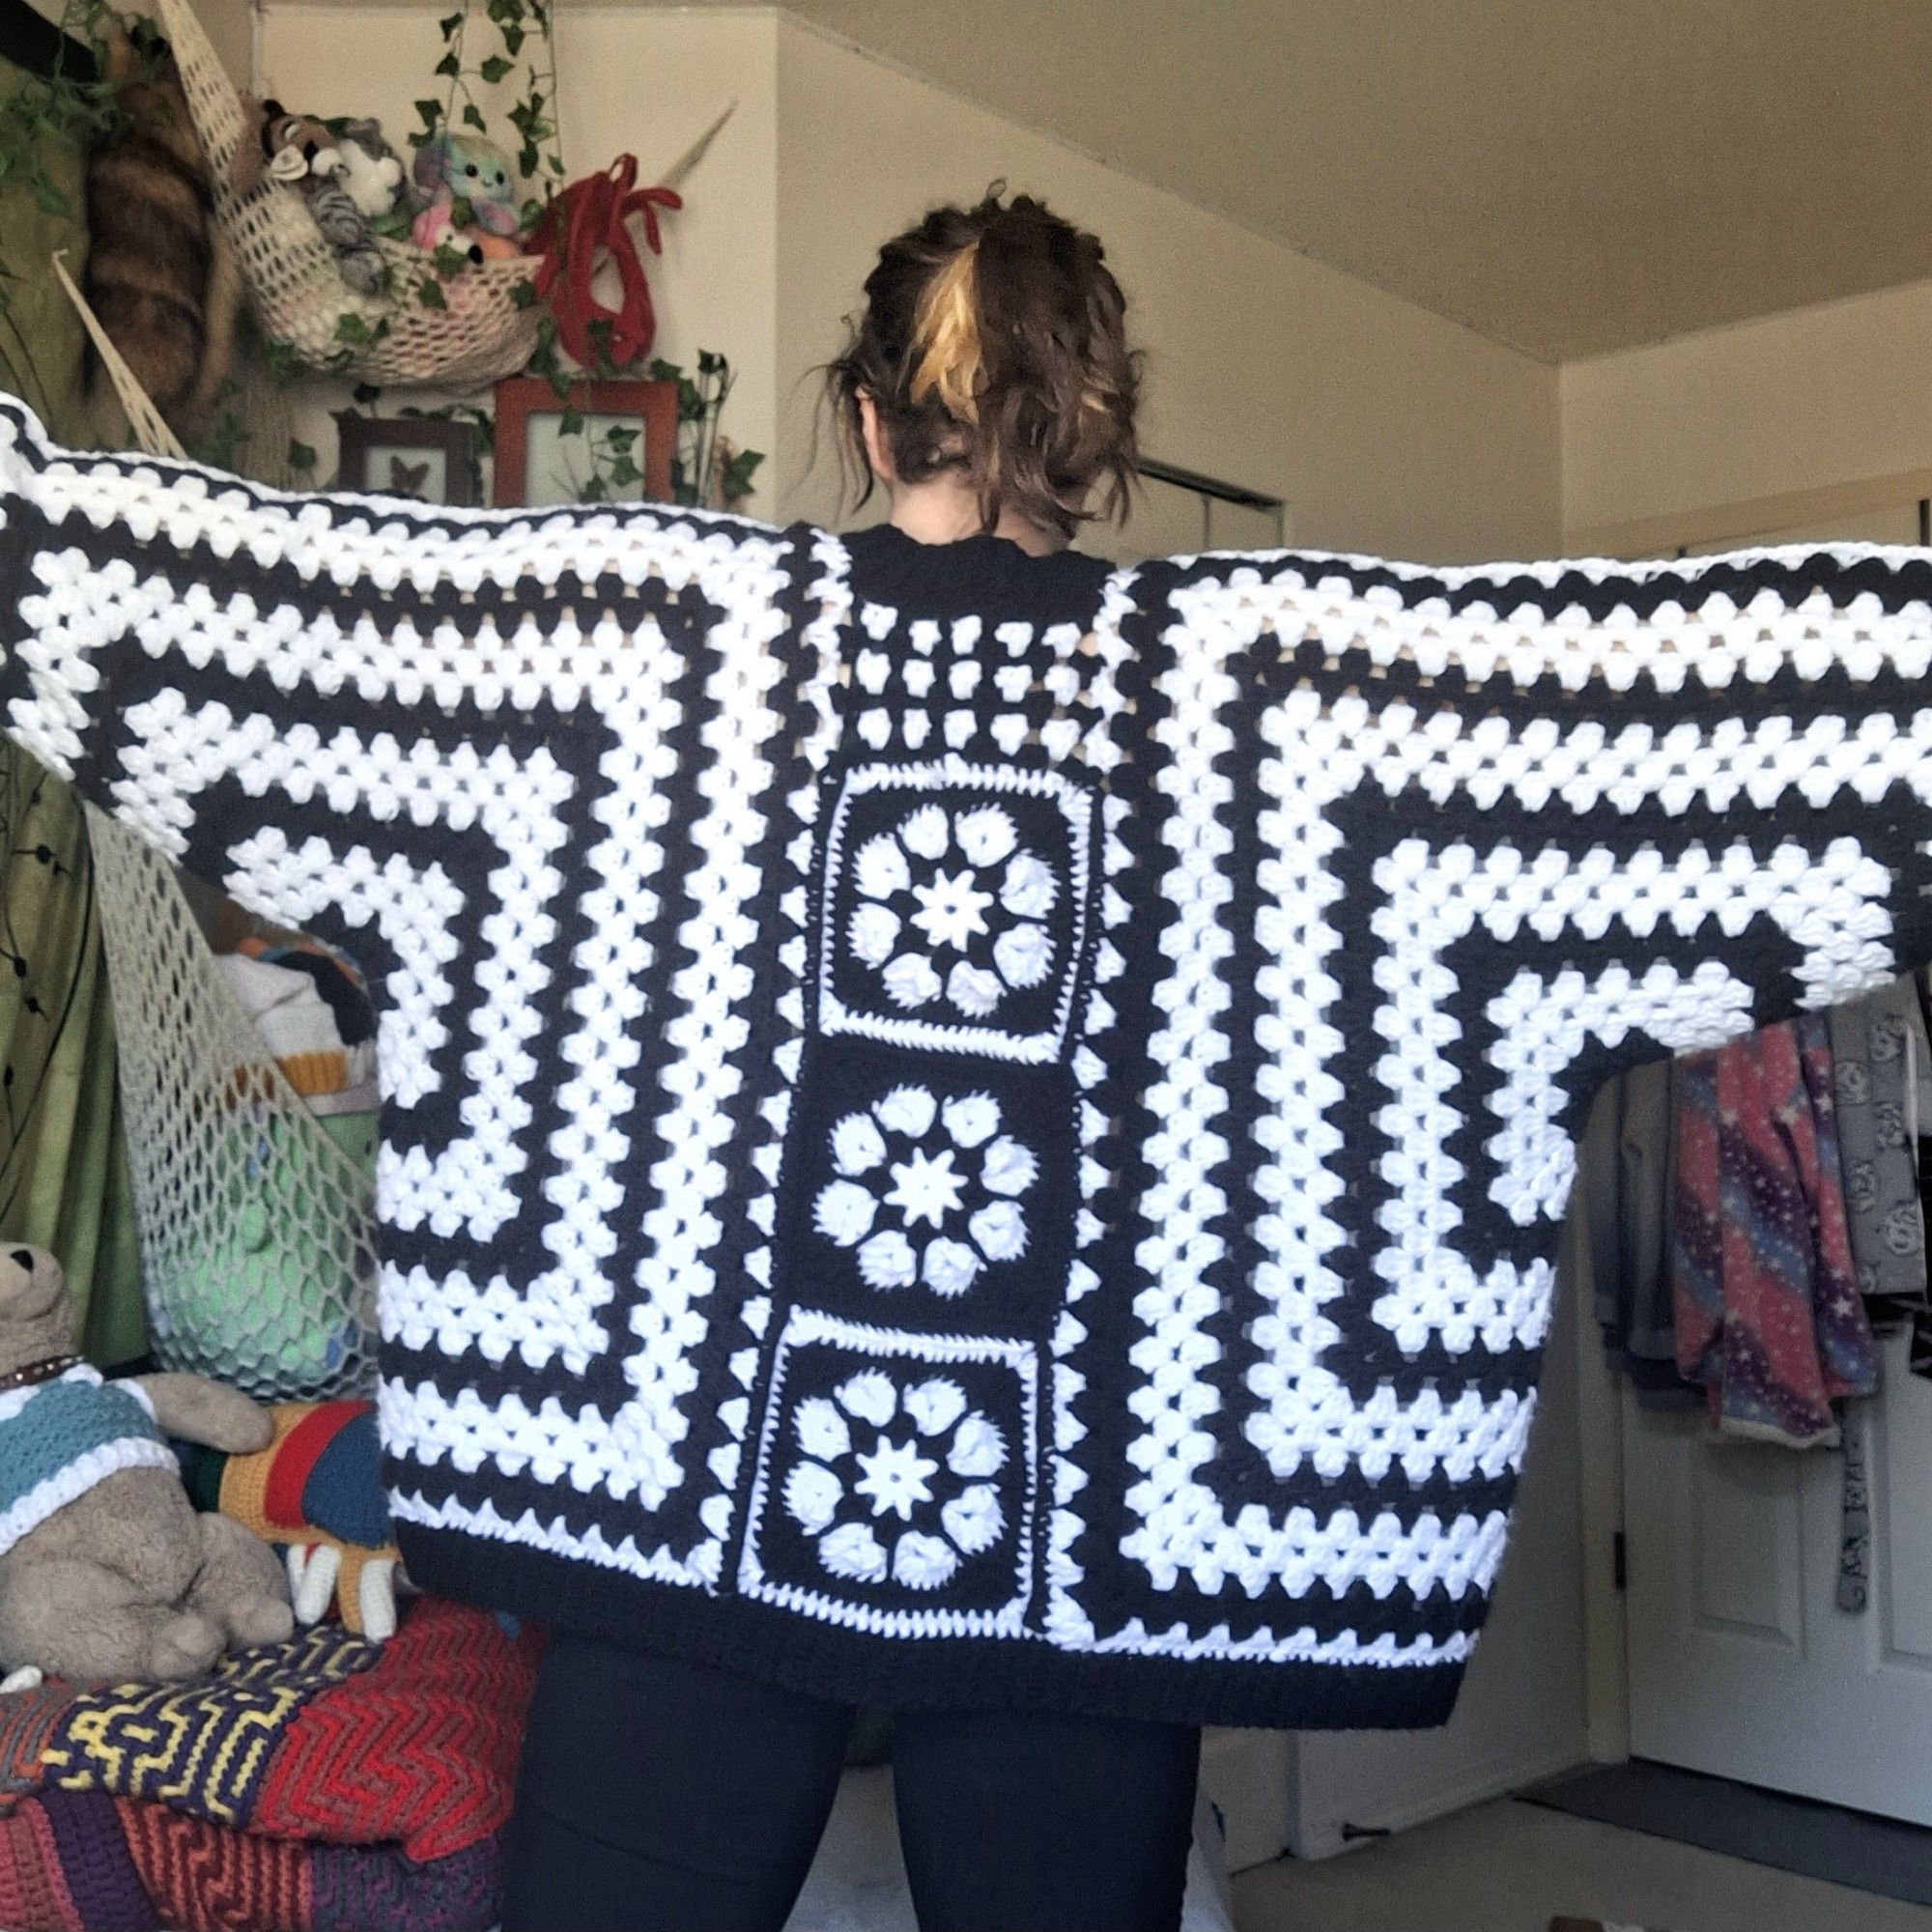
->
xmin=824 ymin=189 xmax=1141 ymax=542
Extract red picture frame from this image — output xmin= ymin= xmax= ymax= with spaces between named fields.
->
xmin=492 ymin=377 xmax=678 ymax=508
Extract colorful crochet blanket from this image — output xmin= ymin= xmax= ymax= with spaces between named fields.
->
xmin=0 ymin=1598 xmax=532 ymax=1930
xmin=6 ymin=398 xmax=1932 ymax=1729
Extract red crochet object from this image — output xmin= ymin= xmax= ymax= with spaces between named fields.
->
xmin=527 ymin=157 xmax=682 ymax=368
xmin=254 ymin=1599 xmax=539 ymax=1862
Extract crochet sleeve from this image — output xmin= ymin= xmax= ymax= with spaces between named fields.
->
xmin=1145 ymin=545 xmax=1932 ymax=1070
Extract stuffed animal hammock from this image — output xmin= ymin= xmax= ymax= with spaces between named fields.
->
xmin=3 ymin=396 xmax=1927 ymax=1730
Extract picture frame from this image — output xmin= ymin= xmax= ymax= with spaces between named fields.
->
xmin=492 ymin=377 xmax=678 ymax=509
xmin=333 ymin=414 xmax=481 ymax=507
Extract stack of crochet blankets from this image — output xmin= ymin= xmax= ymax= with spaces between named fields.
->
xmin=0 ymin=1598 xmax=535 ymax=1932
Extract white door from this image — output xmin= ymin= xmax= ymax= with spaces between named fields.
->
xmin=1623 ymin=497 xmax=1932 ymax=1822
xmin=1625 ymin=1337 xmax=1932 ymax=1821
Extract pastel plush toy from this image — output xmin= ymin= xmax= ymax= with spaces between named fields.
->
xmin=0 ymin=1247 xmax=293 ymax=1686
xmin=332 ymin=118 xmax=407 ymax=220
xmin=412 ymin=131 xmax=520 ymax=238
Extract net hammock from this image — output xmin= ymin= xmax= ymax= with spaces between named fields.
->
xmin=155 ymin=0 xmax=542 ymax=387
xmin=85 ymin=808 xmax=379 ymax=1399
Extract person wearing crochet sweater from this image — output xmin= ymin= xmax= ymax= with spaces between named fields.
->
xmin=497 ymin=192 xmax=1206 ymax=1932
xmin=8 ymin=185 xmax=1932 ymax=1928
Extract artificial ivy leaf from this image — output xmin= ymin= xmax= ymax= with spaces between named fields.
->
xmin=418 ymin=277 xmax=448 ymax=309
xmin=558 ymin=404 xmax=583 ymax=437
xmin=286 ymin=440 xmax=318 ymax=470
xmin=415 ymin=98 xmax=441 ymax=129
xmin=435 ymin=50 xmax=460 ymax=76
xmin=479 ymin=53 xmax=511 ymax=82
xmin=463 ymin=103 xmax=486 ymax=131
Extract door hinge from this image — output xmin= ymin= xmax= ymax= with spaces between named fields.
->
xmin=1612 ymin=1529 xmax=1628 ymax=1592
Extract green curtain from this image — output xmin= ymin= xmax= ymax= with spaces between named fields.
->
xmin=0 ymin=50 xmax=92 ymax=447
xmin=0 ymin=742 xmax=145 ymax=1366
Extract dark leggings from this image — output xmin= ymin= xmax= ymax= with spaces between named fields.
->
xmin=501 ymin=1634 xmax=1201 ymax=1932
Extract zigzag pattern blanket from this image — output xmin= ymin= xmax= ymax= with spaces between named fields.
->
xmin=4 ymin=397 xmax=1928 ymax=1728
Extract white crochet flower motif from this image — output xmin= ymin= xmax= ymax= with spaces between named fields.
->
xmin=846 ymin=802 xmax=1059 ymax=1023
xmin=812 ymin=1085 xmax=1037 ymax=1296
xmin=783 ymin=1371 xmax=1009 ymax=1592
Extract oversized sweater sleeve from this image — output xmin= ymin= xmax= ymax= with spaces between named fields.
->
xmin=1112 ymin=545 xmax=1932 ymax=1374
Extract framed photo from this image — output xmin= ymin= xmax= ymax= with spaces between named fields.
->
xmin=333 ymin=414 xmax=481 ymax=506
xmin=493 ymin=377 xmax=677 ymax=508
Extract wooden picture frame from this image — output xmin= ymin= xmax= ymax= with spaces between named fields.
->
xmin=492 ymin=377 xmax=678 ymax=508
xmin=333 ymin=414 xmax=481 ymax=506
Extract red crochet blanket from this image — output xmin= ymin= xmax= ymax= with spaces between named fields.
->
xmin=0 ymin=1599 xmax=535 ymax=1931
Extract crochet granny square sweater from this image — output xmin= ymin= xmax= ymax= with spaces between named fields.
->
xmin=5 ymin=398 xmax=1930 ymax=1730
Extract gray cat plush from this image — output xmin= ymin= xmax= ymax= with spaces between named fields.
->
xmin=0 ymin=1246 xmax=292 ymax=1684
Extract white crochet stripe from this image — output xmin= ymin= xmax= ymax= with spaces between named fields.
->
xmin=1370 ymin=833 xmax=1899 ymax=1355
xmin=386 ymin=1485 xmax=705 ymax=1588
xmin=1044 ymin=571 xmax=1136 ymax=1653
xmin=1485 ymin=962 xmax=1754 ymax=1229
xmin=1180 ymin=546 xmax=1932 ymax=693
xmin=1086 ymin=1615 xmax=1477 ymax=1668
xmin=711 ymin=528 xmax=854 ymax=1557
xmin=379 ymin=1374 xmax=695 ymax=1518
xmin=0 ymin=1435 xmax=178 ymax=1559
xmin=222 ymin=830 xmax=462 ymax=1114
xmin=25 ymin=442 xmax=792 ymax=603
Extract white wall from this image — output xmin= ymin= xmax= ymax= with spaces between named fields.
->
xmin=1562 ymin=272 xmax=1932 ymax=543
xmin=772 ymin=17 xmax=1560 ymax=560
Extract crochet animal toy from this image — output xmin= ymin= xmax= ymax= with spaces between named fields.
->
xmin=233 ymin=99 xmax=385 ymax=296
xmin=0 ymin=1247 xmax=293 ymax=1686
xmin=411 ymin=131 xmax=520 ymax=239
xmin=177 ymin=1400 xmax=404 ymax=1640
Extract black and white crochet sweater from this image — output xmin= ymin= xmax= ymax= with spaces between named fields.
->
xmin=5 ymin=398 xmax=1930 ymax=1730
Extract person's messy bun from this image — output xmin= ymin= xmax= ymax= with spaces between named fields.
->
xmin=825 ymin=189 xmax=1141 ymax=541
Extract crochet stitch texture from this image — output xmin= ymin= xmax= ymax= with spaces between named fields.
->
xmin=0 ymin=1368 xmax=174 ymax=1558
xmin=5 ymin=397 xmax=1931 ymax=1728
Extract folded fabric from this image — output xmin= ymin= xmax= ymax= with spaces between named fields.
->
xmin=1577 ymin=1062 xmax=1691 ymax=1406
xmin=0 ymin=1784 xmax=501 ymax=1932
xmin=41 ymin=1622 xmax=378 ymax=1827
xmin=1671 ymin=1014 xmax=1879 ymax=1446
xmin=117 ymin=1802 xmax=501 ymax=1932
xmin=32 ymin=1599 xmax=532 ymax=1858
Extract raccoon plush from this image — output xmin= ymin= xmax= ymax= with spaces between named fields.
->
xmin=234 ymin=99 xmax=386 ymax=298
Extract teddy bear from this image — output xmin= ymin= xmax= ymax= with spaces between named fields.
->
xmin=0 ymin=1245 xmax=294 ymax=1685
